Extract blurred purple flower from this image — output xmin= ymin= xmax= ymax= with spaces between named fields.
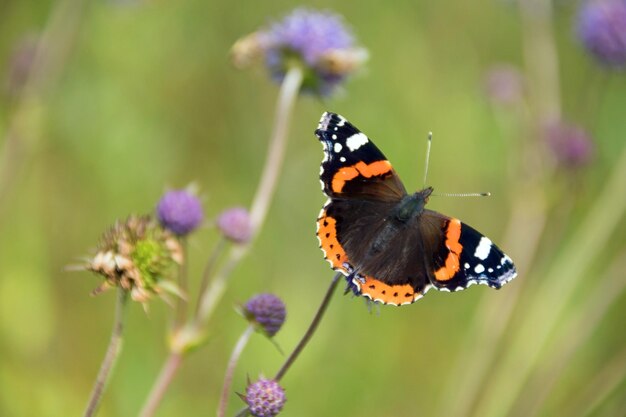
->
xmin=545 ymin=122 xmax=595 ymax=168
xmin=244 ymin=293 xmax=286 ymax=337
xmin=217 ymin=206 xmax=252 ymax=244
xmin=156 ymin=189 xmax=204 ymax=236
xmin=4 ymin=35 xmax=38 ymax=97
xmin=483 ymin=64 xmax=525 ymax=106
xmin=244 ymin=377 xmax=286 ymax=417
xmin=232 ymin=8 xmax=367 ymax=95
xmin=577 ymin=0 xmax=626 ymax=68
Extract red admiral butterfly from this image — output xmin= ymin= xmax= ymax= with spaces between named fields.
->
xmin=315 ymin=112 xmax=517 ymax=306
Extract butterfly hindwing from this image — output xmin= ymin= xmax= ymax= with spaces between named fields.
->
xmin=424 ymin=211 xmax=517 ymax=291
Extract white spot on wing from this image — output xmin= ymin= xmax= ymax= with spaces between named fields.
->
xmin=334 ymin=143 xmax=343 ymax=153
xmin=340 ymin=156 xmax=346 ymax=162
xmin=474 ymin=237 xmax=492 ymax=260
xmin=346 ymin=133 xmax=369 ymax=151
xmin=474 ymin=264 xmax=485 ymax=273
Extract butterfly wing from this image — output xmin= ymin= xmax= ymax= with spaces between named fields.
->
xmin=316 ymin=112 xmax=429 ymax=305
xmin=421 ymin=210 xmax=517 ymax=291
xmin=315 ymin=112 xmax=406 ymax=201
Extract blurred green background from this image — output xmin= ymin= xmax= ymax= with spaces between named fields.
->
xmin=1 ymin=0 xmax=625 ymax=416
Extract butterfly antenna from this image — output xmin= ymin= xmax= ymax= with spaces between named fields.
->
xmin=432 ymin=192 xmax=491 ymax=197
xmin=422 ymin=131 xmax=433 ymax=188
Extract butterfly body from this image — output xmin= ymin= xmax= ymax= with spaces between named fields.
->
xmin=315 ymin=112 xmax=517 ymax=306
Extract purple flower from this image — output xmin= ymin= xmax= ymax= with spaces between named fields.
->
xmin=156 ymin=189 xmax=204 ymax=235
xmin=577 ymin=0 xmax=626 ymax=68
xmin=545 ymin=122 xmax=595 ymax=168
xmin=483 ymin=64 xmax=525 ymax=106
xmin=217 ymin=206 xmax=252 ymax=244
xmin=231 ymin=8 xmax=366 ymax=95
xmin=244 ymin=293 xmax=286 ymax=337
xmin=245 ymin=378 xmax=286 ymax=417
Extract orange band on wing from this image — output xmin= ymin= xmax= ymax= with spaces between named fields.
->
xmin=331 ymin=160 xmax=392 ymax=193
xmin=434 ymin=218 xmax=463 ymax=281
xmin=357 ymin=276 xmax=416 ymax=306
xmin=317 ymin=211 xmax=349 ymax=271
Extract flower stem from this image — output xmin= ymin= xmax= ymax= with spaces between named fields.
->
xmin=274 ymin=272 xmax=342 ymax=382
xmin=217 ymin=325 xmax=254 ymax=417
xmin=138 ymin=65 xmax=304 ymax=417
xmin=0 ymin=0 xmax=86 ymax=226
xmin=138 ymin=352 xmax=184 ymax=417
xmin=83 ymin=288 xmax=128 ymax=417
xmin=248 ymin=66 xmax=304 ymax=235
xmin=174 ymin=237 xmax=188 ymax=329
xmin=195 ymin=237 xmax=226 ymax=315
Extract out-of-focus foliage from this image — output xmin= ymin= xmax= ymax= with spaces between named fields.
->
xmin=0 ymin=1 xmax=624 ymax=416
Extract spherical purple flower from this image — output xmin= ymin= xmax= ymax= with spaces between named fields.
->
xmin=545 ymin=122 xmax=595 ymax=168
xmin=156 ymin=189 xmax=204 ymax=235
xmin=217 ymin=206 xmax=252 ymax=244
xmin=245 ymin=378 xmax=286 ymax=417
xmin=262 ymin=8 xmax=366 ymax=95
xmin=577 ymin=0 xmax=626 ymax=68
xmin=244 ymin=293 xmax=286 ymax=337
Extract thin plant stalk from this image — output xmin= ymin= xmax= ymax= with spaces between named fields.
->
xmin=138 ymin=352 xmax=184 ymax=417
xmin=83 ymin=288 xmax=128 ymax=417
xmin=234 ymin=273 xmax=342 ymax=417
xmin=195 ymin=65 xmax=304 ymax=324
xmin=564 ymin=345 xmax=626 ymax=417
xmin=195 ymin=237 xmax=227 ymax=312
xmin=174 ymin=238 xmax=188 ymax=328
xmin=440 ymin=0 xmax=561 ymax=414
xmin=0 ymin=0 xmax=86 ymax=225
xmin=471 ymin=145 xmax=626 ymax=417
xmin=217 ymin=325 xmax=254 ymax=417
xmin=513 ymin=254 xmax=626 ymax=417
xmin=138 ymin=65 xmax=304 ymax=417
xmin=275 ymin=272 xmax=342 ymax=381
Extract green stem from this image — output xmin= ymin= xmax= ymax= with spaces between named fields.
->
xmin=83 ymin=288 xmax=128 ymax=417
xmin=217 ymin=326 xmax=254 ymax=417
xmin=137 ymin=65 xmax=304 ymax=417
xmin=195 ymin=65 xmax=304 ymax=325
xmin=138 ymin=352 xmax=184 ymax=417
xmin=472 ymin=145 xmax=626 ymax=417
xmin=513 ymin=254 xmax=626 ymax=417
xmin=234 ymin=273 xmax=341 ymax=417
xmin=275 ymin=272 xmax=342 ymax=381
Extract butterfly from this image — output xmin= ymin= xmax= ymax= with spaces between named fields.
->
xmin=315 ymin=112 xmax=517 ymax=306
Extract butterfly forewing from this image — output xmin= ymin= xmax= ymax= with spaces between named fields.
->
xmin=315 ymin=112 xmax=406 ymax=201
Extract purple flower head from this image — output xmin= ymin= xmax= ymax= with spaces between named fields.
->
xmin=156 ymin=189 xmax=204 ymax=235
xmin=244 ymin=293 xmax=286 ymax=337
xmin=262 ymin=8 xmax=366 ymax=95
xmin=245 ymin=377 xmax=286 ymax=417
xmin=483 ymin=64 xmax=525 ymax=106
xmin=217 ymin=206 xmax=252 ymax=244
xmin=545 ymin=122 xmax=595 ymax=169
xmin=577 ymin=0 xmax=626 ymax=68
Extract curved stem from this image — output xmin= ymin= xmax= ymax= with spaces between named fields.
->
xmin=217 ymin=326 xmax=254 ymax=417
xmin=83 ymin=288 xmax=128 ymax=417
xmin=0 ymin=0 xmax=86 ymax=225
xmin=195 ymin=66 xmax=304 ymax=324
xmin=274 ymin=272 xmax=341 ymax=381
xmin=248 ymin=66 xmax=304 ymax=234
xmin=137 ymin=65 xmax=304 ymax=417
xmin=233 ymin=273 xmax=342 ymax=417
xmin=195 ymin=237 xmax=227 ymax=314
xmin=138 ymin=352 xmax=184 ymax=417
xmin=173 ymin=237 xmax=188 ymax=329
